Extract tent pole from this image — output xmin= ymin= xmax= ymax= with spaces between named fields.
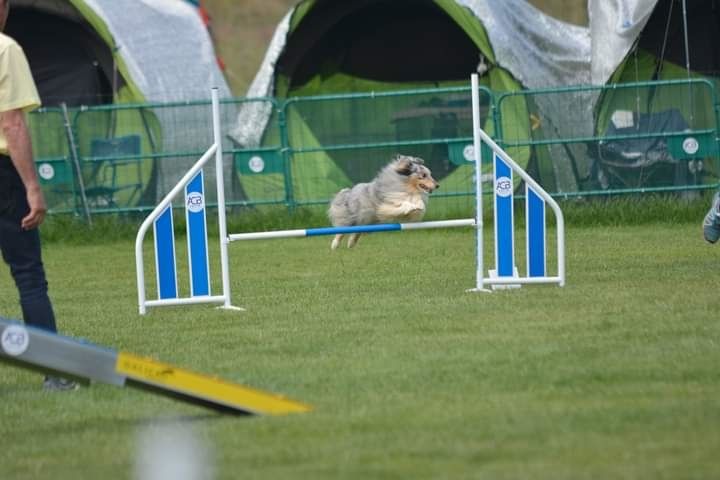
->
xmin=681 ymin=0 xmax=694 ymax=123
xmin=681 ymin=0 xmax=691 ymax=77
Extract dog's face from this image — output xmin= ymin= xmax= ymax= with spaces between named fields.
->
xmin=393 ymin=155 xmax=439 ymax=194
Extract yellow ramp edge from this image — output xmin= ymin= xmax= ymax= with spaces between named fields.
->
xmin=116 ymin=352 xmax=311 ymax=415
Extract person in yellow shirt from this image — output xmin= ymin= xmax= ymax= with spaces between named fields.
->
xmin=0 ymin=0 xmax=77 ymax=391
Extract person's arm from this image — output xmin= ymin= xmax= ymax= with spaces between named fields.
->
xmin=0 ymin=108 xmax=46 ymax=230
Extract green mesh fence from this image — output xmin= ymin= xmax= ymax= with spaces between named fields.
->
xmin=497 ymin=78 xmax=720 ymax=195
xmin=281 ymin=86 xmax=495 ymax=217
xmin=26 ymin=79 xmax=720 ymax=219
xmin=28 ymin=98 xmax=281 ymax=216
xmin=27 ymin=107 xmax=78 ymax=214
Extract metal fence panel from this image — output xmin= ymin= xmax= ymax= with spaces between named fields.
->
xmin=30 ymin=98 xmax=281 ymax=216
xmin=497 ymin=79 xmax=720 ymax=195
xmin=27 ymin=108 xmax=78 ymax=214
xmin=28 ymin=79 xmax=720 ymax=219
xmin=281 ymin=86 xmax=495 ymax=216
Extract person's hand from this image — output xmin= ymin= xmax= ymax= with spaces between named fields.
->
xmin=21 ymin=185 xmax=47 ymax=230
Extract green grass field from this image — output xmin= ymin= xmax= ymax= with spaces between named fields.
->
xmin=1 ymin=202 xmax=719 ymax=479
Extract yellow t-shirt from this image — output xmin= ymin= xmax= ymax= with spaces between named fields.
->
xmin=0 ymin=32 xmax=41 ymax=155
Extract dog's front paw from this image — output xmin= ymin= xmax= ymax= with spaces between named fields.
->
xmin=400 ymin=202 xmax=424 ymax=215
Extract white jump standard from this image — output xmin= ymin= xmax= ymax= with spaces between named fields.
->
xmin=135 ymin=75 xmax=565 ymax=314
xmin=469 ymin=73 xmax=565 ymax=290
xmin=135 ymin=88 xmax=243 ymax=314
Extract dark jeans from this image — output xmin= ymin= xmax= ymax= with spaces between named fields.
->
xmin=0 ymin=154 xmax=57 ymax=332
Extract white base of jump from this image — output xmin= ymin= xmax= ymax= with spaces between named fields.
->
xmin=142 ymin=296 xmax=245 ymax=312
xmin=489 ymin=267 xmax=521 ymax=290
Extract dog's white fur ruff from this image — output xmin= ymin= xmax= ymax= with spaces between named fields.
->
xmin=327 ymin=155 xmax=439 ymax=249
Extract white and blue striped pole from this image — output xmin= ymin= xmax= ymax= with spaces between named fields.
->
xmin=228 ymin=219 xmax=476 ymax=242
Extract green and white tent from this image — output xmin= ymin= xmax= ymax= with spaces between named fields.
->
xmin=589 ymin=0 xmax=720 ymax=190
xmin=231 ymin=0 xmax=590 ymax=205
xmin=9 ymin=0 xmax=230 ymax=105
xmin=9 ymin=0 xmax=231 ymax=211
xmin=233 ymin=0 xmax=719 ymax=200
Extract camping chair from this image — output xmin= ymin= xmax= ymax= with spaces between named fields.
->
xmin=83 ymin=134 xmax=143 ymax=208
xmin=595 ymin=109 xmax=699 ymax=189
xmin=27 ymin=109 xmax=81 ymax=213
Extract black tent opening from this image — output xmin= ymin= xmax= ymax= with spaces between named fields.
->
xmin=6 ymin=7 xmax=120 ymax=107
xmin=276 ymin=0 xmax=480 ymax=90
xmin=638 ymin=0 xmax=720 ymax=78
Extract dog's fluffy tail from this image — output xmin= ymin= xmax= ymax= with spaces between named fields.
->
xmin=328 ymin=188 xmax=351 ymax=226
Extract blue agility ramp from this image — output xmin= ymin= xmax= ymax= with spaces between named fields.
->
xmin=0 ymin=317 xmax=310 ymax=415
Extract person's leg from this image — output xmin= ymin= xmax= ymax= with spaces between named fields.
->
xmin=1 ymin=227 xmax=57 ymax=332
xmin=0 ymin=177 xmax=57 ymax=332
xmin=703 ymin=191 xmax=720 ymax=244
xmin=0 ymin=160 xmax=76 ymax=390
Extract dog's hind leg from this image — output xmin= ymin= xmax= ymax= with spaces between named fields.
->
xmin=347 ymin=233 xmax=361 ymax=248
xmin=331 ymin=234 xmax=343 ymax=250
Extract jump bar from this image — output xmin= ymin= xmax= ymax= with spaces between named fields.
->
xmin=229 ymin=218 xmax=475 ymax=242
xmin=0 ymin=317 xmax=310 ymax=416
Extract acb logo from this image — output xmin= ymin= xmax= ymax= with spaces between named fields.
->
xmin=1 ymin=325 xmax=30 ymax=356
xmin=495 ymin=176 xmax=513 ymax=198
xmin=186 ymin=192 xmax=205 ymax=214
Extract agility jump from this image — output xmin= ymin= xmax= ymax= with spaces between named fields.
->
xmin=135 ymin=74 xmax=565 ymax=314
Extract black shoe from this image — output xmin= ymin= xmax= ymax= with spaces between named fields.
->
xmin=43 ymin=376 xmax=79 ymax=392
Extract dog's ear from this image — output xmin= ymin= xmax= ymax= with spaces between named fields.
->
xmin=393 ymin=155 xmax=414 ymax=176
xmin=411 ymin=156 xmax=425 ymax=166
